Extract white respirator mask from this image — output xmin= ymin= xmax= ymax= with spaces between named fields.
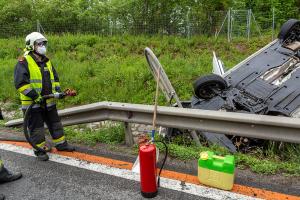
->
xmin=36 ymin=45 xmax=47 ymax=55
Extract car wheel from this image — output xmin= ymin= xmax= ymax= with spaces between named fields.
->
xmin=278 ymin=19 xmax=300 ymax=41
xmin=193 ymin=74 xmax=227 ymax=99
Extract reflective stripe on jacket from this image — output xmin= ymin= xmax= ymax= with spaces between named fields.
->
xmin=18 ymin=54 xmax=60 ymax=109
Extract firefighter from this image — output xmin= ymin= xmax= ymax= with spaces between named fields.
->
xmin=0 ymin=159 xmax=22 ymax=200
xmin=14 ymin=32 xmax=75 ymax=161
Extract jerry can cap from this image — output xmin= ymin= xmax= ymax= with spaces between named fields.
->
xmin=200 ymin=152 xmax=209 ymax=160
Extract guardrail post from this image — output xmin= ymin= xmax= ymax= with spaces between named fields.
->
xmin=124 ymin=122 xmax=134 ymax=147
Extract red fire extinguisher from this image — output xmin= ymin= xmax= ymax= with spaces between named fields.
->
xmin=139 ymin=60 xmax=168 ymax=198
xmin=139 ymin=143 xmax=158 ymax=198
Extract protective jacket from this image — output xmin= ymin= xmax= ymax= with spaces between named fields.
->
xmin=14 ymin=52 xmax=61 ymax=109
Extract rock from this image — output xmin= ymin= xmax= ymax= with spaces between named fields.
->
xmin=132 ymin=131 xmax=139 ymax=136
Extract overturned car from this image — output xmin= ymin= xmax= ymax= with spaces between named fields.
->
xmin=193 ymin=19 xmax=300 ymax=118
xmin=145 ymin=19 xmax=300 ymax=152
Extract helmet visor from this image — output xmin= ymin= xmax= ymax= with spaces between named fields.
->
xmin=35 ymin=38 xmax=47 ymax=45
xmin=36 ymin=41 xmax=47 ymax=47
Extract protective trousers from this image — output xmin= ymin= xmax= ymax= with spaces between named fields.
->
xmin=24 ymin=105 xmax=66 ymax=150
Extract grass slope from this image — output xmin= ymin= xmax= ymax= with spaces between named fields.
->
xmin=0 ymin=34 xmax=268 ymax=106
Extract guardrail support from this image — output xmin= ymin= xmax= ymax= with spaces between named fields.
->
xmin=124 ymin=122 xmax=134 ymax=147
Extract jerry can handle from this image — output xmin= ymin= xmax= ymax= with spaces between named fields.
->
xmin=212 ymin=155 xmax=225 ymax=160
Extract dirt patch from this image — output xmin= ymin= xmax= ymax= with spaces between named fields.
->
xmin=235 ymin=44 xmax=247 ymax=53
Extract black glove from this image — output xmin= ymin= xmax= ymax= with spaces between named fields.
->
xmin=34 ymin=96 xmax=44 ymax=104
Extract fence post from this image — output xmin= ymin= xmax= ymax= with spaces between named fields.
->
xmin=230 ymin=9 xmax=234 ymax=41
xmin=227 ymin=8 xmax=231 ymax=42
xmin=247 ymin=9 xmax=251 ymax=41
xmin=186 ymin=7 xmax=191 ymax=38
xmin=272 ymin=7 xmax=275 ymax=40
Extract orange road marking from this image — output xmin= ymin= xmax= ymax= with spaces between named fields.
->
xmin=2 ymin=141 xmax=299 ymax=200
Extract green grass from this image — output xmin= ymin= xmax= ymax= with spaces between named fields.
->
xmin=0 ymin=34 xmax=271 ymax=106
xmin=64 ymin=124 xmax=125 ymax=146
xmin=0 ymin=34 xmax=299 ymax=175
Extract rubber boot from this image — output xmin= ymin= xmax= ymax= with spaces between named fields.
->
xmin=34 ymin=151 xmax=49 ymax=161
xmin=0 ymin=167 xmax=22 ymax=184
xmin=56 ymin=141 xmax=75 ymax=152
xmin=0 ymin=194 xmax=4 ymax=200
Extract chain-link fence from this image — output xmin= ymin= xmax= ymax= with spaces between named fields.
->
xmin=0 ymin=8 xmax=298 ymax=40
xmin=215 ymin=9 xmax=265 ymax=41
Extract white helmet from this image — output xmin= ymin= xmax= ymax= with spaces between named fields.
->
xmin=25 ymin=32 xmax=47 ymax=51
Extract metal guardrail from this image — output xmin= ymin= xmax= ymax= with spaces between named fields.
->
xmin=5 ymin=101 xmax=300 ymax=144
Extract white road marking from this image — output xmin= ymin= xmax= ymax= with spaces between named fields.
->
xmin=0 ymin=143 xmax=260 ymax=200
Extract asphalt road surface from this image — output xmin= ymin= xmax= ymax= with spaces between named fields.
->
xmin=0 ymin=149 xmax=212 ymax=200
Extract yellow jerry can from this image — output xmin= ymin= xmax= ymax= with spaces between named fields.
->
xmin=198 ymin=151 xmax=235 ymax=190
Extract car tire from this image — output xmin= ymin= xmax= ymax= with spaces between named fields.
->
xmin=193 ymin=74 xmax=227 ymax=99
xmin=278 ymin=19 xmax=300 ymax=41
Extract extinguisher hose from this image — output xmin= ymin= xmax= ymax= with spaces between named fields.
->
xmin=157 ymin=140 xmax=168 ymax=187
